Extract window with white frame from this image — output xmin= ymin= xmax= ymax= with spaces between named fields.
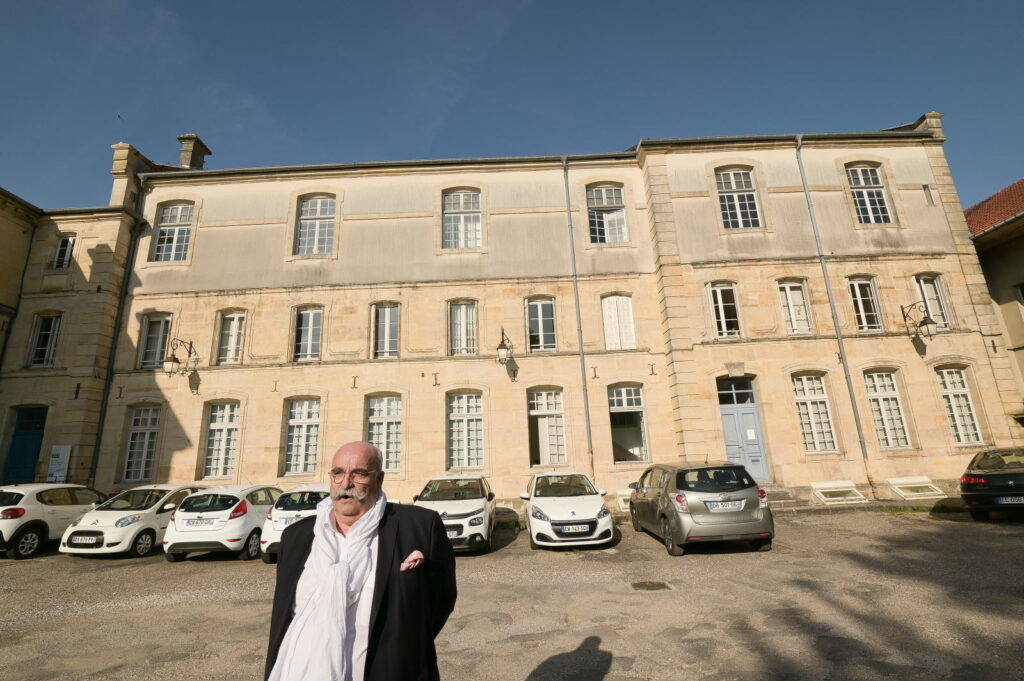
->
xmin=528 ymin=389 xmax=566 ymax=466
xmin=709 ymin=283 xmax=740 ymax=338
xmin=124 ymin=406 xmax=160 ymax=481
xmin=29 ymin=314 xmax=61 ymax=367
xmin=367 ymin=395 xmax=402 ymax=471
xmin=587 ymin=185 xmax=628 ymax=243
xmin=865 ymin=371 xmax=909 ymax=448
xmin=846 ymin=166 xmax=891 ymax=224
xmin=139 ymin=314 xmax=170 ymax=369
xmin=52 ymin=235 xmax=76 ymax=270
xmin=294 ymin=196 xmax=335 ymax=255
xmin=849 ymin=277 xmax=882 ymax=332
xmin=442 ymin=191 xmax=482 ymax=249
xmin=936 ymin=368 xmax=981 ymax=444
xmin=792 ymin=374 xmax=836 ymax=452
xmin=152 ymin=203 xmax=194 ymax=261
xmin=715 ymin=169 xmax=761 ymax=229
xmin=608 ymin=385 xmax=648 ymax=462
xmin=447 ymin=393 xmax=483 ymax=468
xmin=449 ymin=301 xmax=477 ymax=355
xmin=284 ymin=399 xmax=320 ymax=474
xmin=915 ymin=274 xmax=951 ymax=329
xmin=293 ymin=307 xmax=322 ymax=362
xmin=527 ymin=298 xmax=556 ymax=351
xmin=601 ymin=295 xmax=636 ymax=350
xmin=778 ymin=280 xmax=813 ymax=335
xmin=216 ymin=311 xmax=246 ymax=365
xmin=203 ymin=402 xmax=240 ymax=477
xmin=373 ymin=303 xmax=399 ymax=358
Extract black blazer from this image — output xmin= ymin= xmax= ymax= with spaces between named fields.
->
xmin=265 ymin=503 xmax=457 ymax=681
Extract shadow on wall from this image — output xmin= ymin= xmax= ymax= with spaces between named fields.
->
xmin=525 ymin=636 xmax=611 ymax=681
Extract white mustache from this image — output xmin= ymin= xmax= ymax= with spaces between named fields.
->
xmin=333 ymin=487 xmax=369 ymax=501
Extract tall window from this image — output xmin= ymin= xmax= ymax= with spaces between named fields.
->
xmin=915 ymin=275 xmax=950 ymax=329
xmin=447 ymin=393 xmax=483 ymax=469
xmin=442 ymin=191 xmax=481 ymax=249
xmin=217 ymin=311 xmax=246 ymax=365
xmin=203 ymin=403 xmax=240 ymax=477
xmin=53 ymin=235 xmax=76 ymax=270
xmin=124 ymin=406 xmax=160 ymax=481
xmin=865 ymin=372 xmax=909 ymax=448
xmin=367 ymin=395 xmax=402 ymax=471
xmin=528 ymin=390 xmax=566 ymax=466
xmin=284 ymin=399 xmax=320 ymax=474
xmin=602 ymin=295 xmax=636 ymax=350
xmin=937 ymin=368 xmax=981 ymax=444
xmin=849 ymin=277 xmax=882 ymax=332
xmin=587 ymin=185 xmax=628 ymax=243
xmin=792 ymin=374 xmax=836 ymax=452
xmin=715 ymin=168 xmax=761 ymax=229
xmin=449 ymin=301 xmax=477 ymax=355
xmin=293 ymin=307 xmax=322 ymax=362
xmin=847 ymin=165 xmax=891 ymax=224
xmin=29 ymin=314 xmax=61 ymax=367
xmin=294 ymin=196 xmax=335 ymax=255
xmin=373 ymin=303 xmax=399 ymax=358
xmin=140 ymin=314 xmax=170 ymax=369
xmin=527 ymin=298 xmax=556 ymax=351
xmin=778 ymin=281 xmax=813 ymax=335
xmin=153 ymin=203 xmax=193 ymax=261
xmin=608 ymin=385 xmax=648 ymax=462
xmin=709 ymin=283 xmax=740 ymax=338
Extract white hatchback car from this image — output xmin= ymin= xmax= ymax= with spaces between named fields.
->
xmin=260 ymin=483 xmax=330 ymax=564
xmin=61 ymin=484 xmax=205 ymax=558
xmin=413 ymin=475 xmax=497 ymax=553
xmin=0 ymin=483 xmax=107 ymax=559
xmin=163 ymin=485 xmax=281 ymax=562
xmin=520 ymin=472 xmax=613 ymax=550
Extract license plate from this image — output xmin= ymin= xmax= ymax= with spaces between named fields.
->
xmin=707 ymin=501 xmax=742 ymax=511
xmin=71 ymin=536 xmax=97 ymax=544
xmin=447 ymin=530 xmax=458 ymax=538
xmin=282 ymin=517 xmax=298 ymax=525
xmin=559 ymin=524 xmax=589 ymax=533
xmin=186 ymin=519 xmax=214 ymax=527
xmin=997 ymin=496 xmax=1024 ymax=504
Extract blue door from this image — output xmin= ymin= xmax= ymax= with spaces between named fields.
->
xmin=3 ymin=407 xmax=47 ymax=484
xmin=717 ymin=378 xmax=770 ymax=482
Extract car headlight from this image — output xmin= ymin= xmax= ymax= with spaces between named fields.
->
xmin=597 ymin=506 xmax=611 ymax=519
xmin=531 ymin=507 xmax=550 ymax=522
xmin=115 ymin=514 xmax=142 ymax=528
xmin=469 ymin=516 xmax=484 ymax=526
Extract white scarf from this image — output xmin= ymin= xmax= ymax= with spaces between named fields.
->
xmin=269 ymin=491 xmax=388 ymax=681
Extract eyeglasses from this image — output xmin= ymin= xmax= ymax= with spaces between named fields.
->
xmin=328 ymin=468 xmax=377 ymax=485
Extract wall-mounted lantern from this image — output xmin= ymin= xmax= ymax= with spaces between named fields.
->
xmin=496 ymin=327 xmax=513 ymax=365
xmin=163 ymin=338 xmax=200 ymax=377
xmin=900 ymin=302 xmax=938 ymax=341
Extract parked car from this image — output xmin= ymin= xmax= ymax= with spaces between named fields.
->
xmin=60 ymin=484 xmax=205 ymax=557
xmin=959 ymin=447 xmax=1024 ymax=520
xmin=260 ymin=483 xmax=330 ymax=564
xmin=520 ymin=472 xmax=613 ymax=550
xmin=0 ymin=483 xmax=107 ymax=559
xmin=629 ymin=463 xmax=773 ymax=556
xmin=163 ymin=485 xmax=281 ymax=562
xmin=413 ymin=475 xmax=497 ymax=552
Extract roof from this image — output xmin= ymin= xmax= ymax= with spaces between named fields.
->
xmin=965 ymin=178 xmax=1024 ymax=236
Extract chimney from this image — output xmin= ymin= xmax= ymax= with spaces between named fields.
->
xmin=176 ymin=133 xmax=212 ymax=170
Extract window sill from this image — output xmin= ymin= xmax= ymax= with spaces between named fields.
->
xmin=446 ymin=467 xmax=485 ymax=472
xmin=584 ymin=241 xmax=635 ymax=250
xmin=282 ymin=471 xmax=317 ymax=477
xmin=435 ymin=247 xmax=487 ymax=256
xmin=285 ymin=253 xmax=337 ymax=263
xmin=721 ymin=226 xmax=767 ymax=234
xmin=202 ymin=476 xmax=233 ymax=481
xmin=613 ymin=460 xmax=650 ymax=467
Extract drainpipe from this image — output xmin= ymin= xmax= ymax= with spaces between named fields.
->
xmin=561 ymin=157 xmax=595 ymax=479
xmin=794 ymin=135 xmax=877 ymax=497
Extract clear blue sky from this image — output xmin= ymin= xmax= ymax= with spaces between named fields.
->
xmin=1 ymin=0 xmax=1020 ymax=210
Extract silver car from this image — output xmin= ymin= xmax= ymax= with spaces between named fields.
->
xmin=628 ymin=463 xmax=774 ymax=555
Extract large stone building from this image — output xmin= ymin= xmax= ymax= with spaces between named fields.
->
xmin=2 ymin=113 xmax=1021 ymax=502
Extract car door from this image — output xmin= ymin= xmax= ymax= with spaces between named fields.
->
xmin=38 ymin=488 xmax=78 ymax=539
xmin=158 ymin=489 xmax=192 ymax=532
xmin=633 ymin=469 xmax=653 ymax=529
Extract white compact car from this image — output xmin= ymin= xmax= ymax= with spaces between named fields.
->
xmin=520 ymin=472 xmax=613 ymax=550
xmin=0 ymin=483 xmax=107 ymax=559
xmin=163 ymin=485 xmax=281 ymax=562
xmin=61 ymin=484 xmax=205 ymax=557
xmin=260 ymin=483 xmax=330 ymax=564
xmin=413 ymin=475 xmax=497 ymax=553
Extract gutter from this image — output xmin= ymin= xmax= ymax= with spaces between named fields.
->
xmin=968 ymin=210 xmax=1024 ymax=241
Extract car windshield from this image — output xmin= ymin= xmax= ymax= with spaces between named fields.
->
xmin=533 ymin=475 xmax=597 ymax=498
xmin=678 ymin=467 xmax=755 ymax=493
xmin=419 ymin=479 xmax=485 ymax=501
xmin=0 ymin=491 xmax=24 ymax=506
xmin=970 ymin=448 xmax=1024 ymax=471
xmin=179 ymin=494 xmax=240 ymax=513
xmin=275 ymin=491 xmax=329 ymax=511
xmin=96 ymin=489 xmax=166 ymax=511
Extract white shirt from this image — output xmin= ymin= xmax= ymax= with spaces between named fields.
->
xmin=293 ymin=514 xmax=379 ymax=681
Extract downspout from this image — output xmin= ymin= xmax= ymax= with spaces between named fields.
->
xmin=561 ymin=157 xmax=596 ymax=479
xmin=794 ymin=135 xmax=876 ymax=497
xmin=0 ymin=222 xmax=36 ymax=374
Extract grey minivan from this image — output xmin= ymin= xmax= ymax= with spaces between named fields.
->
xmin=629 ymin=463 xmax=774 ymax=555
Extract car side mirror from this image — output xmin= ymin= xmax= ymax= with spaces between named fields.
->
xmin=599 ymin=489 xmax=607 ymax=496
xmin=161 ymin=503 xmax=176 ymax=512
xmin=487 ymin=492 xmax=495 ymax=501
xmin=519 ymin=492 xmax=529 ymax=501
xmin=628 ymin=482 xmax=638 ymax=490
xmin=412 ymin=495 xmax=419 ymax=502
xmin=89 ymin=501 xmax=99 ymax=508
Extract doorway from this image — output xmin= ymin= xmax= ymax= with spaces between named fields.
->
xmin=3 ymin=407 xmax=48 ymax=484
xmin=716 ymin=378 xmax=770 ymax=482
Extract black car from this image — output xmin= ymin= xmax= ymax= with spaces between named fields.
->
xmin=959 ymin=448 xmax=1024 ymax=520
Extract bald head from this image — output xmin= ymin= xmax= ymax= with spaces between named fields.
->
xmin=333 ymin=441 xmax=384 ymax=471
xmin=328 ymin=441 xmax=385 ymax=534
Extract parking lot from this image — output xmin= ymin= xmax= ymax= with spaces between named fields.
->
xmin=1 ymin=506 xmax=1023 ymax=681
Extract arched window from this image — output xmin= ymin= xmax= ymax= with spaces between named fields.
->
xmin=294 ymin=195 xmax=336 ymax=255
xmin=372 ymin=302 xmax=400 ymax=359
xmin=528 ymin=388 xmax=566 ymax=466
xmin=442 ymin=188 xmax=482 ymax=249
xmin=936 ymin=366 xmax=981 ymax=444
xmin=845 ymin=163 xmax=891 ymax=224
xmin=28 ymin=312 xmax=62 ymax=367
xmin=447 ymin=391 xmax=484 ymax=469
xmin=607 ymin=384 xmax=648 ymax=462
xmin=848 ymin=276 xmax=882 ymax=332
xmin=284 ymin=397 xmax=320 ymax=474
xmin=216 ymin=309 xmax=246 ymax=365
xmin=708 ymin=282 xmax=740 ymax=338
xmin=864 ymin=370 xmax=910 ymax=448
xmin=914 ymin=273 xmax=951 ymax=329
xmin=202 ymin=401 xmax=241 ymax=478
xmin=586 ymin=183 xmax=628 ymax=243
xmin=366 ymin=394 xmax=402 ymax=471
xmin=293 ymin=306 xmax=322 ymax=362
xmin=124 ymin=404 xmax=161 ymax=481
xmin=791 ymin=373 xmax=836 ymax=452
xmin=526 ymin=297 xmax=556 ymax=351
xmin=601 ymin=295 xmax=636 ymax=350
xmin=52 ymin=233 xmax=76 ymax=270
xmin=715 ymin=167 xmax=761 ymax=229
xmin=777 ymin=279 xmax=813 ymax=335
xmin=448 ymin=299 xmax=478 ymax=356
xmin=152 ymin=202 xmax=195 ymax=261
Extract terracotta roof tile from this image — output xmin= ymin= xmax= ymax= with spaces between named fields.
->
xmin=965 ymin=178 xmax=1024 ymax=235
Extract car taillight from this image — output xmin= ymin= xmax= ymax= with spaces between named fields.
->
xmin=961 ymin=475 xmax=987 ymax=485
xmin=673 ymin=494 xmax=689 ymax=513
xmin=1 ymin=507 xmax=26 ymax=519
xmin=229 ymin=500 xmax=248 ymax=520
xmin=170 ymin=510 xmax=176 ymax=522
xmin=758 ymin=488 xmax=768 ymax=507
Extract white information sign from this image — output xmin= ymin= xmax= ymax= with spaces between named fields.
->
xmin=46 ymin=445 xmax=72 ymax=483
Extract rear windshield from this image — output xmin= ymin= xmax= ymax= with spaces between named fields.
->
xmin=179 ymin=494 xmax=240 ymax=513
xmin=275 ymin=491 xmax=329 ymax=511
xmin=970 ymin=449 xmax=1024 ymax=471
xmin=419 ymin=479 xmax=485 ymax=501
xmin=677 ymin=467 xmax=755 ymax=493
xmin=534 ymin=475 xmax=597 ymax=498
xmin=96 ymin=489 xmax=165 ymax=512
xmin=0 ymin=491 xmax=24 ymax=506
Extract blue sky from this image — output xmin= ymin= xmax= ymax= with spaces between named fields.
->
xmin=1 ymin=0 xmax=1020 ymax=209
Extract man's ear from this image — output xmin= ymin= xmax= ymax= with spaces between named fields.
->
xmin=377 ymin=471 xmax=385 ymax=487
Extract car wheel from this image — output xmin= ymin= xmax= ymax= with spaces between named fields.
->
xmin=164 ymin=551 xmax=186 ymax=562
xmin=629 ymin=504 xmax=641 ymax=532
xmin=969 ymin=510 xmax=990 ymax=521
xmin=239 ymin=531 xmax=261 ymax=560
xmin=526 ymin=521 xmax=539 ymax=550
xmin=129 ymin=530 xmax=156 ymax=558
xmin=750 ymin=539 xmax=773 ymax=552
xmin=8 ymin=527 xmax=43 ymax=560
xmin=261 ymin=551 xmax=277 ymax=565
xmin=662 ymin=519 xmax=684 ymax=556
xmin=479 ymin=533 xmax=492 ymax=554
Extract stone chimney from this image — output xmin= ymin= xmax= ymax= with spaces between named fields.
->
xmin=177 ymin=134 xmax=212 ymax=170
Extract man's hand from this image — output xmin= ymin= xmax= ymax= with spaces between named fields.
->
xmin=400 ymin=550 xmax=424 ymax=571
